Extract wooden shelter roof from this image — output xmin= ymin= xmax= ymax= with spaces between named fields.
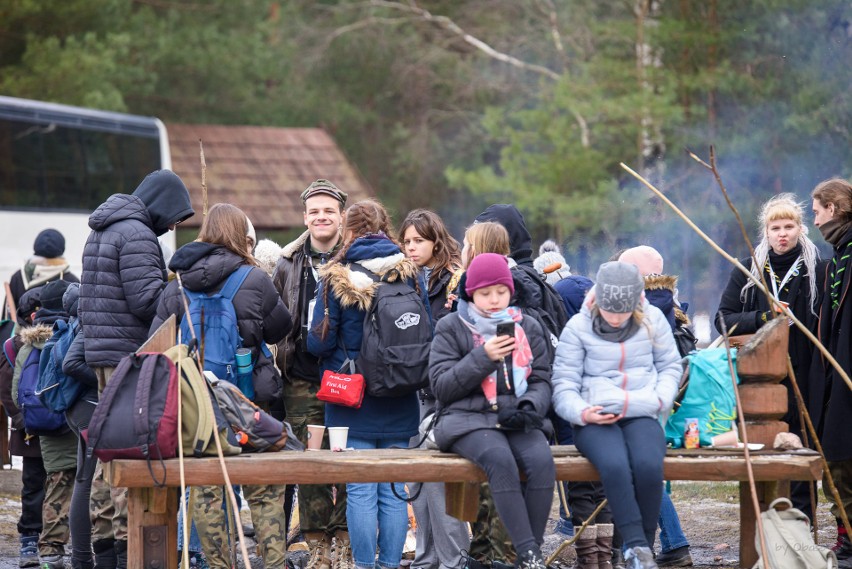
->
xmin=167 ymin=123 xmax=371 ymax=229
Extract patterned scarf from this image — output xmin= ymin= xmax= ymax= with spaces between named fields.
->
xmin=463 ymin=302 xmax=533 ymax=404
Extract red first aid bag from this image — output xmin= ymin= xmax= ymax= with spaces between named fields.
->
xmin=317 ymin=359 xmax=365 ymax=408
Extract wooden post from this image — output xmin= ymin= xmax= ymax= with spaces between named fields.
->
xmin=445 ymin=481 xmax=480 ymax=521
xmin=128 ymin=315 xmax=178 ymax=568
xmin=127 ymin=487 xmax=179 ymax=569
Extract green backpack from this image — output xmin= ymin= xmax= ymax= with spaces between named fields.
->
xmin=164 ymin=345 xmax=241 ymax=458
xmin=665 ymin=347 xmax=739 ymax=448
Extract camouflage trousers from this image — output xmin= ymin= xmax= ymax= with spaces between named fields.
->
xmin=470 ymin=483 xmax=515 ymax=564
xmin=39 ymin=468 xmax=74 ymax=556
xmin=284 ymin=379 xmax=347 ymax=535
xmin=194 ymin=484 xmax=288 ymax=569
xmin=94 ymin=367 xmax=128 ymax=543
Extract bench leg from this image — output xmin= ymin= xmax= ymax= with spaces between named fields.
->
xmin=445 ymin=481 xmax=480 ymax=522
xmin=740 ymin=480 xmax=788 ymax=568
xmin=127 ymin=487 xmax=179 ymax=569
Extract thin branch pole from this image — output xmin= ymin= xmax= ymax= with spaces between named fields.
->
xmin=786 ymin=357 xmax=852 ymax=541
xmin=719 ymin=315 xmax=768 ymax=567
xmin=546 ymin=498 xmax=608 ymax=565
xmin=687 ymin=147 xmax=775 ymax=311
xmin=619 ymin=162 xmax=852 ymax=392
xmin=199 ymin=139 xmax=208 ymax=217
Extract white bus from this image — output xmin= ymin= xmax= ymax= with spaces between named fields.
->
xmin=0 ymin=95 xmax=173 ymax=282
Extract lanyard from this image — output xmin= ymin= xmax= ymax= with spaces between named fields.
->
xmin=767 ymin=255 xmax=802 ymax=301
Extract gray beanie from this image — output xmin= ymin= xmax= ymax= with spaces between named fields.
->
xmin=595 ymin=261 xmax=644 ymax=313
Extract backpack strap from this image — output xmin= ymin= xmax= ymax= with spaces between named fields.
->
xmin=3 ymin=337 xmax=17 ymax=367
xmin=220 ymin=266 xmax=252 ymax=300
xmin=132 ymin=354 xmax=166 ymax=458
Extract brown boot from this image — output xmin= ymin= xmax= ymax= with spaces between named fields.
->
xmin=305 ymin=532 xmax=332 ymax=569
xmin=573 ymin=525 xmax=599 ymax=569
xmin=595 ymin=524 xmax=614 ymax=569
xmin=333 ymin=530 xmax=353 ymax=569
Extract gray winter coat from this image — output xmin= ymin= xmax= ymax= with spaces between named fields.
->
xmin=429 ymin=308 xmax=553 ymax=452
xmin=551 ymin=301 xmax=681 ymax=426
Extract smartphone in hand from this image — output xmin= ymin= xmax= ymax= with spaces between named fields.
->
xmin=495 ymin=321 xmax=515 ymax=339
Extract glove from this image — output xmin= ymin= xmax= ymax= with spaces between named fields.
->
xmin=497 ymin=403 xmax=544 ymax=432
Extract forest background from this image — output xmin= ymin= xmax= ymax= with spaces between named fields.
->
xmin=1 ymin=0 xmax=850 ymax=326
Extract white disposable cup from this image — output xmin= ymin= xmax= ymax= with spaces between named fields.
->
xmin=711 ymin=430 xmax=739 ymax=448
xmin=306 ymin=425 xmax=325 ymax=450
xmin=328 ymin=427 xmax=349 ymax=450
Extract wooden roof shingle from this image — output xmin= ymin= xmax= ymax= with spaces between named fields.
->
xmin=167 ymin=124 xmax=372 ymax=229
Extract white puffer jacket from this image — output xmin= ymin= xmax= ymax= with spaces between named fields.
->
xmin=552 ymin=300 xmax=682 ymax=426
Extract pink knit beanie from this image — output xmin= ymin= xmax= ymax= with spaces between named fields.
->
xmin=465 ymin=253 xmax=515 ymax=296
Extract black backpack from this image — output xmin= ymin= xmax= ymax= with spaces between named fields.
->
xmin=352 ymin=265 xmax=432 ymax=397
xmin=514 ymin=264 xmax=568 ymax=352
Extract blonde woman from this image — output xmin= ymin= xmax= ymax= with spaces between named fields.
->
xmin=714 ymin=193 xmax=825 ymax=521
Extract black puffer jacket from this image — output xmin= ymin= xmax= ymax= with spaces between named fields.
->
xmin=80 ymin=172 xmax=193 ymax=367
xmin=429 ymin=303 xmax=553 ymax=451
xmin=151 ymin=242 xmax=292 ymax=402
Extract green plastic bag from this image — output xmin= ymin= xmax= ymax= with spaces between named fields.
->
xmin=665 ymin=347 xmax=739 ymax=448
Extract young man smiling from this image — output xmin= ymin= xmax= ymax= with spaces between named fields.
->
xmin=273 ymin=179 xmax=350 ymax=569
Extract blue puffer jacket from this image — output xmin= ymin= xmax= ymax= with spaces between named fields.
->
xmin=79 ymin=170 xmax=193 ymax=367
xmin=307 ymin=235 xmax=426 ymax=440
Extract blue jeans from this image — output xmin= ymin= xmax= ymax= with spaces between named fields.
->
xmin=658 ymin=489 xmax=689 ymax=553
xmin=347 ymin=437 xmax=410 ymax=569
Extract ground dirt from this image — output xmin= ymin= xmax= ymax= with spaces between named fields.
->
xmin=0 ymin=481 xmax=837 ymax=568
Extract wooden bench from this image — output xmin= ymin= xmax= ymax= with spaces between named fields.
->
xmin=107 ymin=445 xmax=822 ymax=569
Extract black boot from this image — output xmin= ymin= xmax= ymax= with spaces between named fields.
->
xmin=93 ymin=539 xmax=116 ymax=569
xmin=71 ymin=558 xmax=96 ymax=569
xmin=113 ymin=540 xmax=127 ymax=569
xmin=515 ymin=547 xmax=547 ymax=569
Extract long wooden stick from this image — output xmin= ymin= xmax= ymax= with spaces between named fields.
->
xmin=175 ymin=273 xmax=251 ymax=569
xmin=4 ymin=282 xmax=17 ymax=322
xmin=687 ymin=147 xmax=776 ymax=313
xmin=619 ymin=162 xmax=852 ymax=393
xmin=718 ymin=315 xmax=769 ymax=566
xmin=199 ymin=138 xmax=208 ymax=217
xmin=786 ymin=357 xmax=852 ymax=539
xmin=546 ymin=498 xmax=608 ymax=566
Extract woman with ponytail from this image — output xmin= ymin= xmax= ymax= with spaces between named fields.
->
xmin=308 ymin=199 xmax=427 ymax=569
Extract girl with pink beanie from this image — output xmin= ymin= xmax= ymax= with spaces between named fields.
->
xmin=429 ymin=253 xmax=555 ymax=569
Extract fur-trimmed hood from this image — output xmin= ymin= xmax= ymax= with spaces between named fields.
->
xmin=19 ymin=324 xmax=55 ymax=346
xmin=644 ymin=273 xmax=690 ymax=326
xmin=319 ymin=252 xmax=419 ymax=311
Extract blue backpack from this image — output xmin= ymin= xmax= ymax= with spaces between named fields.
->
xmin=180 ymin=266 xmax=266 ymax=398
xmin=17 ymin=345 xmax=68 ymax=436
xmin=36 ymin=319 xmax=86 ymax=413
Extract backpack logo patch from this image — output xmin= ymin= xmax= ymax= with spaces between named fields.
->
xmin=395 ymin=312 xmax=421 ymax=330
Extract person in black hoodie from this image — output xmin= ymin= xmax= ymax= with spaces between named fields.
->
xmin=474 ymin=205 xmax=568 ymax=348
xmin=78 ymin=168 xmax=194 ymax=569
xmin=716 ymin=194 xmax=825 ymax=524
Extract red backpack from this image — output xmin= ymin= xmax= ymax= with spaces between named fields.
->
xmin=83 ymin=352 xmax=179 ymax=482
